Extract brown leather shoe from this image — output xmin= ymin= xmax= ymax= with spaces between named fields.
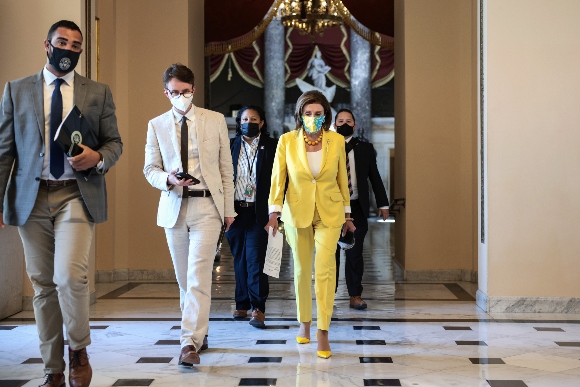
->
xmin=350 ymin=296 xmax=368 ymax=310
xmin=68 ymin=347 xmax=92 ymax=387
xmin=179 ymin=345 xmax=200 ymax=366
xmin=39 ymin=373 xmax=65 ymax=387
xmin=249 ymin=308 xmax=266 ymax=328
xmin=198 ymin=335 xmax=208 ymax=352
xmin=233 ymin=309 xmax=248 ymax=318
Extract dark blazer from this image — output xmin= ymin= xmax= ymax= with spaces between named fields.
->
xmin=0 ymin=70 xmax=123 ymax=225
xmin=349 ymin=137 xmax=389 ymax=218
xmin=230 ymin=134 xmax=278 ymax=227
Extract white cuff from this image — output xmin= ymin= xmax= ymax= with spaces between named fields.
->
xmin=344 ymin=206 xmax=351 ymax=213
xmin=96 ymin=159 xmax=105 ymax=173
xmin=268 ymin=204 xmax=282 ymax=214
xmin=379 ymin=206 xmax=389 ymax=209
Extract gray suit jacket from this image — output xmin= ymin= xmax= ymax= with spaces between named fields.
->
xmin=144 ymin=107 xmax=235 ymax=228
xmin=0 ymin=70 xmax=123 ymax=225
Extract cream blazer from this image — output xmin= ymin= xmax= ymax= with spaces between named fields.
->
xmin=144 ymin=107 xmax=235 ymax=228
xmin=269 ymin=129 xmax=350 ymax=228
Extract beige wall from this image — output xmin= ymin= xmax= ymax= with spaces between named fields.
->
xmin=94 ymin=0 xmax=205 ymax=276
xmin=0 ymin=0 xmax=85 ymax=85
xmin=486 ymin=0 xmax=580 ymax=297
xmin=394 ymin=0 xmax=478 ymax=278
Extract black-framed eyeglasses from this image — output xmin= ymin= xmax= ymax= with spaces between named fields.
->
xmin=166 ymin=89 xmax=194 ymax=98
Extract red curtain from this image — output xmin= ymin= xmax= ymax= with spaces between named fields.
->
xmin=285 ymin=27 xmax=351 ymax=87
xmin=210 ymin=27 xmax=393 ymax=89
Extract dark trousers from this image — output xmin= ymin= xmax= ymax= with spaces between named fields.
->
xmin=225 ymin=206 xmax=269 ymax=312
xmin=335 ymin=199 xmax=368 ymax=296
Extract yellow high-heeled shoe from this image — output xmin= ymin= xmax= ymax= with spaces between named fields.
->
xmin=316 ymin=331 xmax=331 ymax=358
xmin=317 ymin=350 xmax=331 ymax=359
xmin=297 ymin=322 xmax=311 ymax=344
xmin=296 ymin=336 xmax=310 ymax=344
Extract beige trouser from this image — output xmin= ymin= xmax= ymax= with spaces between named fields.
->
xmin=164 ymin=196 xmax=222 ymax=350
xmin=18 ymin=183 xmax=94 ymax=374
xmin=284 ymin=207 xmax=342 ymax=331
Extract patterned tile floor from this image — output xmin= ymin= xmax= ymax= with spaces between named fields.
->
xmin=2 ymin=221 xmax=580 ymax=386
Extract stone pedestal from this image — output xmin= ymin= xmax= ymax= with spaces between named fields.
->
xmin=370 ymin=117 xmax=395 ymax=212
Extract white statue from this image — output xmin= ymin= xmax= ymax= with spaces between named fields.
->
xmin=307 ymin=50 xmax=331 ymax=91
xmin=296 ymin=48 xmax=337 ymax=114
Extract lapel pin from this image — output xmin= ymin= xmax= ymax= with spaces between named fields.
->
xmin=260 ymin=146 xmax=264 ymax=149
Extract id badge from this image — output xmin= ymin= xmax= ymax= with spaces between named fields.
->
xmin=243 ymin=184 xmax=255 ymax=200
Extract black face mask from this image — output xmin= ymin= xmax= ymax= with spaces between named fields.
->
xmin=336 ymin=123 xmax=354 ymax=137
xmin=241 ymin=122 xmax=260 ymax=138
xmin=47 ymin=43 xmax=81 ymax=73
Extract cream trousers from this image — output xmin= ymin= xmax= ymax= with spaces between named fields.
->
xmin=164 ymin=196 xmax=222 ymax=350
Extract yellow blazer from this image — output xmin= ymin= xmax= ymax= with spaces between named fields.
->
xmin=269 ymin=129 xmax=350 ymax=228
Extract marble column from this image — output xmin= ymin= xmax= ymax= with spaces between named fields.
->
xmin=264 ymin=17 xmax=285 ymax=136
xmin=350 ymin=30 xmax=372 ymax=140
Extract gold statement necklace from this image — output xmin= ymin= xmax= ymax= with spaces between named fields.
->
xmin=303 ymin=131 xmax=323 ymax=145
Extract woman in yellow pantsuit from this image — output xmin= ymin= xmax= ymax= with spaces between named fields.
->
xmin=265 ymin=91 xmax=355 ymax=358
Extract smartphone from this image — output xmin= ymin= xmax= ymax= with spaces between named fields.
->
xmin=175 ymin=171 xmax=200 ymax=184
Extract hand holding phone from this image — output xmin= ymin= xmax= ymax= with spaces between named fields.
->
xmin=175 ymin=171 xmax=200 ymax=185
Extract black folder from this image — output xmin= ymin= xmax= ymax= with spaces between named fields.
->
xmin=53 ymin=105 xmax=99 ymax=157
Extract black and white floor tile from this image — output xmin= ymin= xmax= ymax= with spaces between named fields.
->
xmin=2 ymin=222 xmax=580 ymax=386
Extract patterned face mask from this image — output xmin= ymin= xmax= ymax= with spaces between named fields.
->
xmin=302 ymin=115 xmax=325 ymax=134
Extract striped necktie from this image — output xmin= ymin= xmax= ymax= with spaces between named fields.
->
xmin=346 ymin=150 xmax=353 ymax=196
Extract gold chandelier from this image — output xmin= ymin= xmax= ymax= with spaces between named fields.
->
xmin=279 ymin=0 xmax=343 ymax=35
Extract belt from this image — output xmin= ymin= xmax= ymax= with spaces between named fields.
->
xmin=186 ymin=190 xmax=211 ymax=197
xmin=39 ymin=179 xmax=77 ymax=187
xmin=234 ymin=201 xmax=255 ymax=207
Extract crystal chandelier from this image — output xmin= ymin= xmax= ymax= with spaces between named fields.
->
xmin=279 ymin=0 xmax=343 ymax=35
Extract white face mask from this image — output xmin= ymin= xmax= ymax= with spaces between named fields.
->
xmin=171 ymin=94 xmax=193 ymax=112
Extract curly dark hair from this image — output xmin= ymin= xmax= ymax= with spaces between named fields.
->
xmin=235 ymin=105 xmax=269 ymax=136
xmin=293 ymin=90 xmax=332 ymax=131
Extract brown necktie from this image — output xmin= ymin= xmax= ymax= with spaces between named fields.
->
xmin=181 ymin=116 xmax=189 ymax=198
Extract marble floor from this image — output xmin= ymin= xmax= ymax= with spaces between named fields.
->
xmin=2 ymin=220 xmax=580 ymax=386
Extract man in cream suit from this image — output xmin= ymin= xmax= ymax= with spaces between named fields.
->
xmin=144 ymin=63 xmax=235 ymax=366
xmin=0 ymin=20 xmax=123 ymax=387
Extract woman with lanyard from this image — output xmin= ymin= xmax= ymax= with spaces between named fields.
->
xmin=227 ymin=105 xmax=278 ymax=328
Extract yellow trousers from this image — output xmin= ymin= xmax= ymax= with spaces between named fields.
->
xmin=284 ymin=208 xmax=342 ymax=331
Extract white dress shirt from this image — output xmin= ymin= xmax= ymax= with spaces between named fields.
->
xmin=172 ymin=105 xmax=209 ymax=190
xmin=42 ymin=67 xmax=75 ymax=180
xmin=234 ymin=135 xmax=260 ymax=202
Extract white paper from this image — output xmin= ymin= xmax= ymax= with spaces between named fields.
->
xmin=263 ymin=226 xmax=283 ymax=278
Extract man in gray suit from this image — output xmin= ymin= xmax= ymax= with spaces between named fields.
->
xmin=0 ymin=20 xmax=122 ymax=387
